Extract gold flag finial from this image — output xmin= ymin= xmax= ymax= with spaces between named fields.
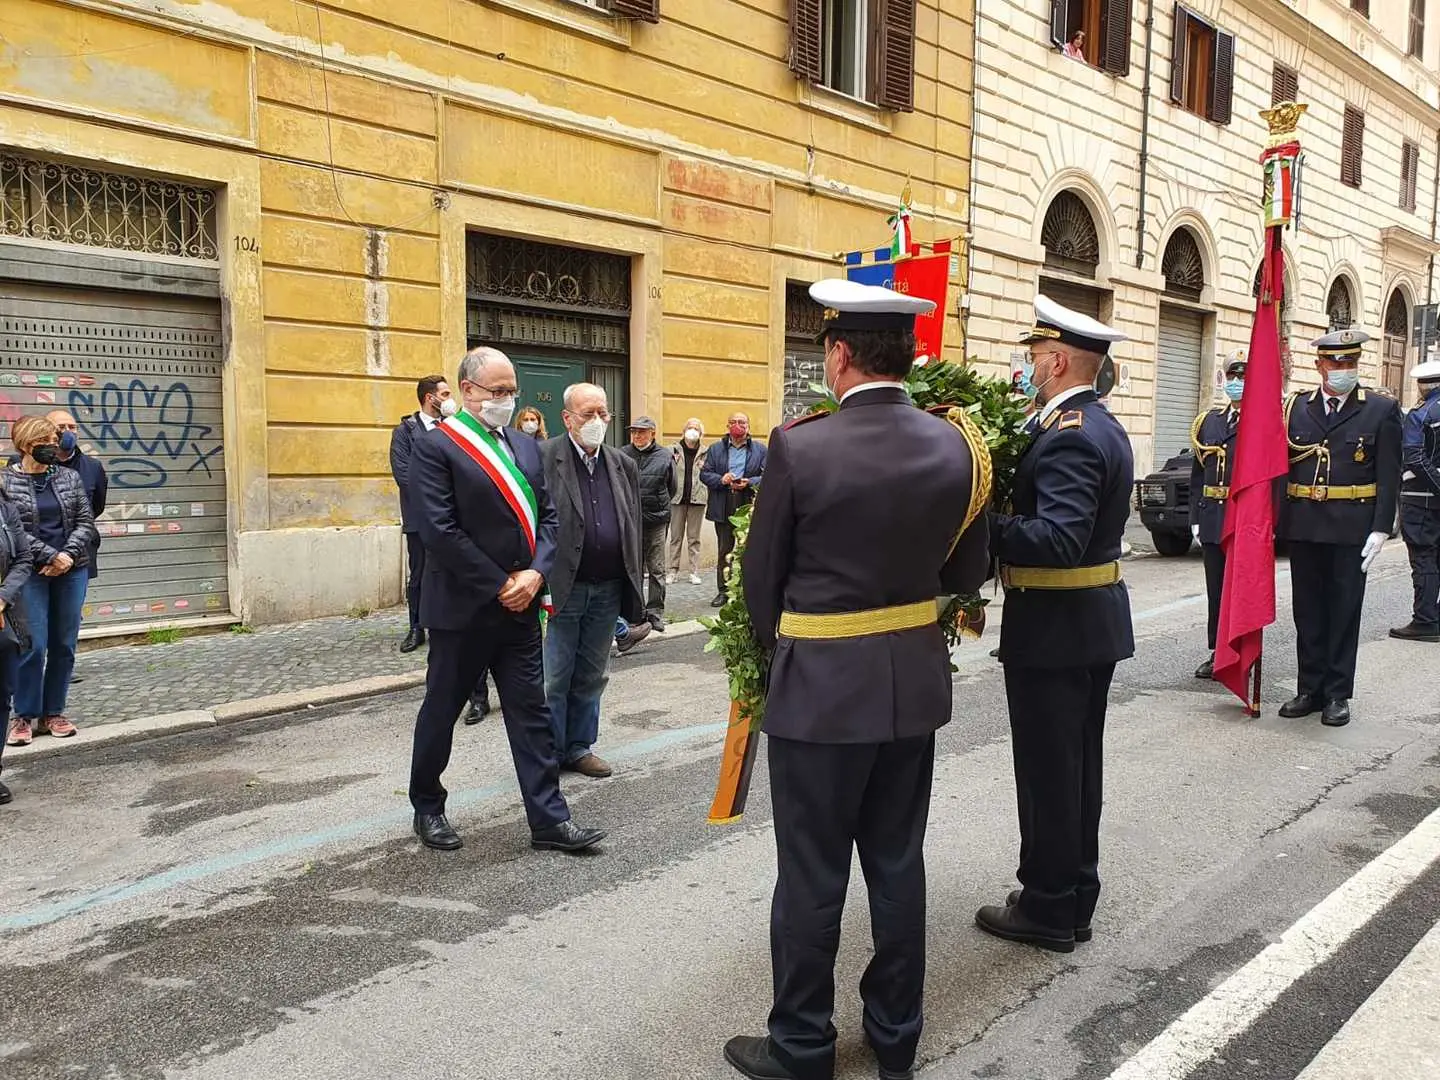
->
xmin=1260 ymin=101 xmax=1307 ymax=147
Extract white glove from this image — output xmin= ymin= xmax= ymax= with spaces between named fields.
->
xmin=1360 ymin=531 xmax=1387 ymax=573
xmin=1191 ymin=524 xmax=1201 ymax=541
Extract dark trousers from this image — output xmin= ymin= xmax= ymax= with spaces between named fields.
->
xmin=1202 ymin=542 xmax=1226 ymax=650
xmin=408 ymin=615 xmax=569 ymax=830
xmin=1289 ymin=540 xmax=1367 ymax=701
xmin=1401 ymin=499 xmax=1440 ymax=626
xmin=715 ymin=520 xmax=736 ymax=595
xmin=0 ymin=646 xmax=17 ymax=779
xmin=767 ymin=733 xmax=935 ymax=1080
xmin=405 ymin=532 xmax=424 ymax=629
xmin=641 ymin=523 xmax=667 ymax=619
xmin=1003 ymin=663 xmax=1113 ymax=933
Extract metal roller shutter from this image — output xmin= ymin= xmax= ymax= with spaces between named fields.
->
xmin=1155 ymin=305 xmax=1205 ymax=461
xmin=0 ymin=283 xmax=228 ymax=627
xmin=1038 ymin=278 xmax=1104 ymax=320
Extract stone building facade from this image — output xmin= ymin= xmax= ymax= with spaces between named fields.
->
xmin=967 ymin=0 xmax=1440 ymax=473
xmin=1 ymin=0 xmax=974 ymax=627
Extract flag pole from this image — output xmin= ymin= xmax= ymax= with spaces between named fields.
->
xmin=1248 ymin=646 xmax=1262 ymax=718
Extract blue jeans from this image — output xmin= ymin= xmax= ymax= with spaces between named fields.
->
xmin=543 ymin=579 xmax=622 ymax=765
xmin=15 ymin=570 xmax=87 ymax=719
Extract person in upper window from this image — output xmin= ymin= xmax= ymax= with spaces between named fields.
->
xmin=1063 ymin=30 xmax=1087 ymax=61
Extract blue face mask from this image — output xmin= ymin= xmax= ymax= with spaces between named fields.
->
xmin=1224 ymin=378 xmax=1245 ymax=403
xmin=1017 ymin=357 xmax=1057 ymax=402
xmin=1325 ymin=368 xmax=1359 ymax=396
xmin=58 ymin=430 xmax=77 ymax=454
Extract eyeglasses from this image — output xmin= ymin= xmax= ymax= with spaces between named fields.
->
xmin=469 ymin=381 xmax=519 ymax=397
xmin=570 ymin=407 xmax=611 ymax=422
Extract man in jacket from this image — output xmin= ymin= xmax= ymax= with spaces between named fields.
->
xmin=44 ymin=411 xmax=107 ymax=581
xmin=539 ymin=384 xmax=646 ymax=779
xmin=407 ymin=348 xmax=604 ymax=854
xmin=1188 ymin=351 xmax=1246 ymax=679
xmin=1391 ymin=356 xmax=1440 ymax=642
xmin=621 ymin=416 xmax=676 ymax=631
xmin=702 ymin=412 xmax=766 ymax=607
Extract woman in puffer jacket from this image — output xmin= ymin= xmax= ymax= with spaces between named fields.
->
xmin=0 ymin=486 xmax=33 ymax=803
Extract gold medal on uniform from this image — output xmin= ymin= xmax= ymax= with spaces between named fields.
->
xmin=1354 ymin=440 xmax=1366 ymax=463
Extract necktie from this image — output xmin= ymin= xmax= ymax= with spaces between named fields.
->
xmin=1328 ymin=396 xmax=1341 ymax=416
xmin=585 ymin=452 xmax=596 ymax=476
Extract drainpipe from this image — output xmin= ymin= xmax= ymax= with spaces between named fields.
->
xmin=963 ymin=0 xmax=983 ymax=359
xmin=1134 ymin=0 xmax=1157 ymax=270
xmin=1427 ymin=127 xmax=1439 ymax=364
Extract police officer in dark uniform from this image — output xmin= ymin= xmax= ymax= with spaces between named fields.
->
xmin=724 ymin=279 xmax=991 ymax=1080
xmin=1277 ymin=329 xmax=1401 ymax=727
xmin=976 ymin=295 xmax=1134 ymax=954
xmin=1189 ymin=350 xmax=1248 ymax=679
xmin=1389 ymin=356 xmax=1440 ymax=642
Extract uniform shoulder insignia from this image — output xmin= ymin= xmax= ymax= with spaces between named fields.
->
xmin=782 ymin=409 xmax=830 ymax=431
xmin=1057 ymin=410 xmax=1084 ymax=431
xmin=1370 ymin=386 xmax=1395 ymax=399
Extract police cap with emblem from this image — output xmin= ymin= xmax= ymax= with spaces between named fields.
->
xmin=1225 ymin=348 xmax=1248 ymax=377
xmin=1412 ymin=356 xmax=1440 ymax=382
xmin=1311 ymin=328 xmax=1370 ymax=360
xmin=809 ymin=278 xmax=936 ymax=344
xmin=1020 ymin=295 xmax=1127 ymax=355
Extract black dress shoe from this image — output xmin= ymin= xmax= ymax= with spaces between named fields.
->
xmin=0 ymin=781 xmax=11 ymax=805
xmin=531 ymin=819 xmax=606 ymax=853
xmin=648 ymin=614 xmax=667 ymax=633
xmin=463 ymin=698 xmax=491 ymax=725
xmin=1322 ymin=699 xmax=1351 ymax=727
xmin=413 ymin=813 xmax=462 ymax=851
xmin=976 ymin=902 xmax=1075 ymax=953
xmin=1005 ymin=889 xmax=1091 ymax=943
xmin=1194 ymin=656 xmax=1215 ymax=679
xmin=722 ymin=1035 xmax=797 ymax=1080
xmin=711 ymin=593 xmax=728 ymax=608
xmin=399 ymin=627 xmax=425 ymax=654
xmin=1279 ymin=693 xmax=1320 ymax=718
xmin=1390 ymin=621 xmax=1440 ymax=642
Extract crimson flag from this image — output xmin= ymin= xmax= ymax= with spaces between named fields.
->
xmin=1213 ymin=230 xmax=1291 ymax=705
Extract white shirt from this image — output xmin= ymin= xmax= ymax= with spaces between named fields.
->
xmin=839 ymin=380 xmax=906 ymax=404
xmin=418 ymin=410 xmax=440 ymax=431
xmin=1038 ymin=385 xmax=1094 ymax=427
xmin=1319 ymin=387 xmax=1355 ymax=413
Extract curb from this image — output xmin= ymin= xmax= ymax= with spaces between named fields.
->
xmin=7 ymin=618 xmax=709 ymax=764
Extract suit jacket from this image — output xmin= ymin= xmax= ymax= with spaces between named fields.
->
xmin=1278 ymin=387 xmax=1401 ymax=545
xmin=701 ymin=437 xmax=767 ymax=524
xmin=991 ymin=389 xmax=1135 ymax=669
xmin=389 ymin=412 xmax=432 ymax=533
xmin=539 ymin=436 xmax=646 ymax=622
xmin=409 ymin=419 xmax=559 ymax=631
xmin=1188 ymin=405 xmax=1239 ymax=546
xmin=742 ymin=385 xmax=990 ymax=744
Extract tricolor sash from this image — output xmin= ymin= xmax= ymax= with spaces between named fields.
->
xmin=439 ymin=412 xmax=553 ymax=613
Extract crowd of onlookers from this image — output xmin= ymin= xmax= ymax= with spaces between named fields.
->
xmin=0 ymin=410 xmax=111 ymax=805
xmin=389 ymin=371 xmax=768 ymax=780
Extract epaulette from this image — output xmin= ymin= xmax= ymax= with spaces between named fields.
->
xmin=1369 ymin=386 xmax=1395 ymax=399
xmin=1057 ymin=410 xmax=1084 ymax=431
xmin=782 ymin=409 xmax=830 ymax=431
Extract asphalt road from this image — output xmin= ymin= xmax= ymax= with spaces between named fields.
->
xmin=1 ymin=545 xmax=1437 ymax=1080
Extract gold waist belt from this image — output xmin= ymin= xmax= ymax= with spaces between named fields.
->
xmin=1286 ymin=483 xmax=1377 ymax=502
xmin=778 ymin=600 xmax=937 ymax=640
xmin=1202 ymin=485 xmax=1230 ymax=499
xmin=1000 ymin=562 xmax=1122 ymax=590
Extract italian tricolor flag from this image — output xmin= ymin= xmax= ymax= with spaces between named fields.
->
xmin=439 ymin=411 xmax=554 ymax=615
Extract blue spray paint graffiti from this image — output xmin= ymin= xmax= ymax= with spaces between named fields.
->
xmin=67 ymin=380 xmax=222 ymax=489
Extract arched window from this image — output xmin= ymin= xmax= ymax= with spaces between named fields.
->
xmin=1326 ymin=277 xmax=1355 ymax=331
xmin=1382 ymin=289 xmax=1410 ymax=396
xmin=1041 ymin=191 xmax=1100 ymax=278
xmin=1161 ymin=228 xmax=1205 ymax=302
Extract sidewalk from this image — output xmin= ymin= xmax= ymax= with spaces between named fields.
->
xmin=5 ymin=576 xmax=721 ymax=760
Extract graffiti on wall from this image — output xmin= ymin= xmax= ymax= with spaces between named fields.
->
xmin=66 ymin=379 xmax=222 ymax=489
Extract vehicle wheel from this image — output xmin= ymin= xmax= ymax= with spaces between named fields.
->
xmin=1151 ymin=529 xmax=1193 ymax=557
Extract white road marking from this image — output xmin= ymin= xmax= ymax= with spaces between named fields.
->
xmin=1104 ymin=802 xmax=1440 ymax=1080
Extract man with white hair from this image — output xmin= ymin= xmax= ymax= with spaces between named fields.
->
xmin=406 ymin=347 xmax=605 ymax=854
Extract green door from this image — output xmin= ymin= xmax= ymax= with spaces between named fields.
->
xmin=510 ymin=355 xmax=584 ymax=440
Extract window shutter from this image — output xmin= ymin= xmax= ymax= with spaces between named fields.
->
xmin=1099 ymin=0 xmax=1133 ymax=75
xmin=875 ymin=0 xmax=917 ymax=112
xmin=1170 ymin=4 xmax=1189 ymax=104
xmin=1271 ymin=62 xmax=1298 ymax=106
xmin=1352 ymin=0 xmax=1370 ymax=17
xmin=1208 ymin=29 xmax=1234 ymax=123
xmin=1050 ymin=0 xmax=1068 ymax=47
xmin=1341 ymin=105 xmax=1365 ymax=188
xmin=788 ymin=0 xmax=823 ymax=82
xmin=609 ymin=0 xmax=659 ymax=21
xmin=1402 ymin=141 xmax=1420 ymax=211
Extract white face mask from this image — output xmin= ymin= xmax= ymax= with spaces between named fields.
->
xmin=439 ymin=398 xmax=459 ymax=418
xmin=578 ymin=417 xmax=608 ymax=449
xmin=521 ymin=419 xmax=540 ymax=434
xmin=479 ymin=396 xmax=515 ymax=429
xmin=684 ymin=428 xmax=700 ymax=445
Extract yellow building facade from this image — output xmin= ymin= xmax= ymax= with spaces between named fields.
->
xmin=0 ymin=0 xmax=974 ymax=628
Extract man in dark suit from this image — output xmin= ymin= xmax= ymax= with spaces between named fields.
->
xmin=724 ymin=280 xmax=990 ymax=1080
xmin=1188 ymin=350 xmax=1247 ymax=679
xmin=1276 ymin=329 xmax=1401 ymax=727
xmin=390 ymin=375 xmax=452 ymax=653
xmin=539 ymin=384 xmax=646 ymax=779
xmin=407 ymin=347 xmax=605 ymax=854
xmin=977 ymin=295 xmax=1135 ymax=955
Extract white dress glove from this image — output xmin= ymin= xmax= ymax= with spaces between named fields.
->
xmin=1360 ymin=531 xmax=1387 ymax=573
xmin=1191 ymin=524 xmax=1201 ymax=541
